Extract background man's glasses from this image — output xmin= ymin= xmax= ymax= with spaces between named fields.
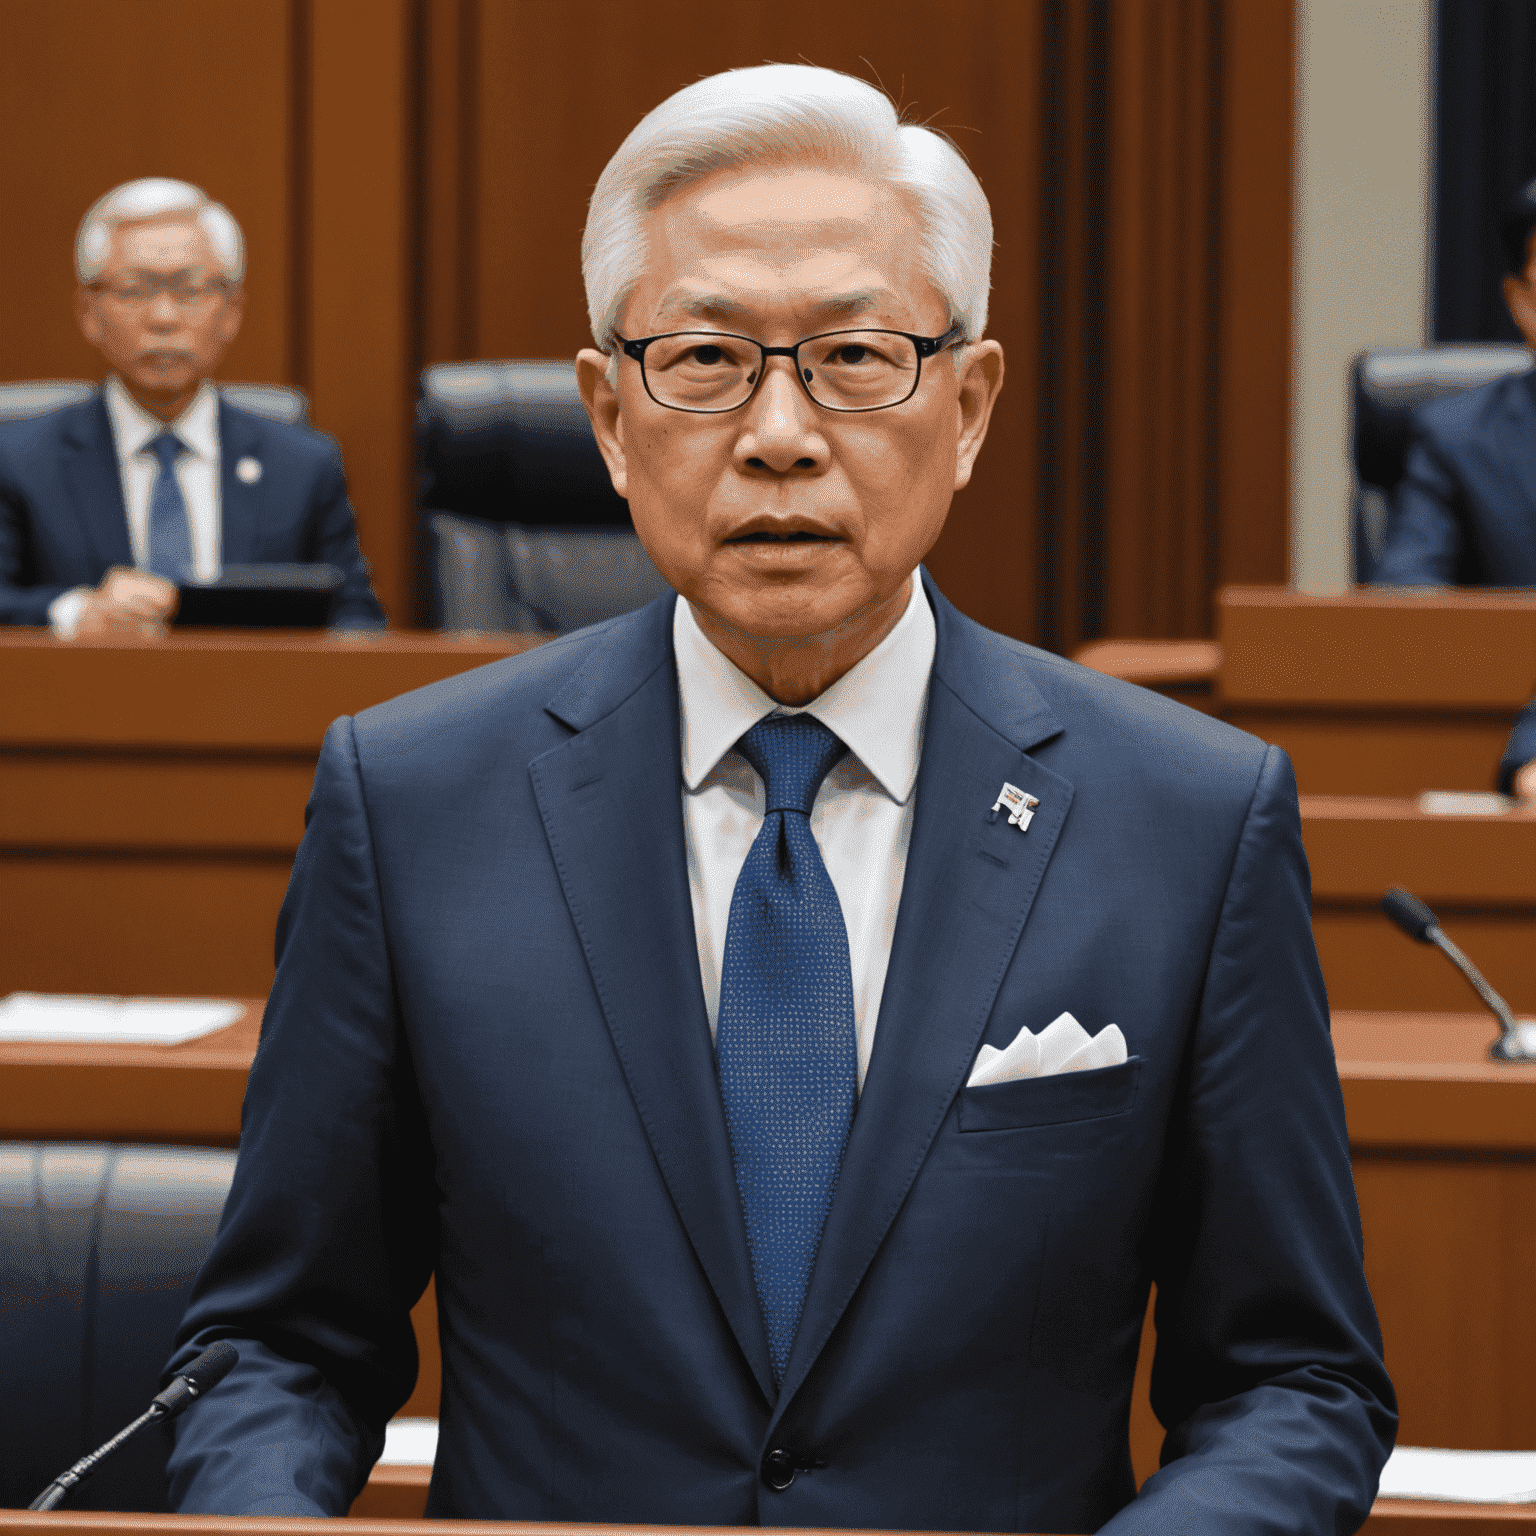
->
xmin=616 ymin=324 xmax=963 ymax=414
xmin=92 ymin=275 xmax=228 ymax=313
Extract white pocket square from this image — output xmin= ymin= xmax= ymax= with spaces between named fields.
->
xmin=967 ymin=1011 xmax=1127 ymax=1087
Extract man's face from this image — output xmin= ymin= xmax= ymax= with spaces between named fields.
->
xmin=76 ymin=217 xmax=243 ymax=400
xmin=578 ymin=165 xmax=1002 ymax=649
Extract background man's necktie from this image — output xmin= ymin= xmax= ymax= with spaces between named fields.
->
xmin=716 ymin=713 xmax=858 ymax=1384
xmin=146 ymin=432 xmax=193 ymax=581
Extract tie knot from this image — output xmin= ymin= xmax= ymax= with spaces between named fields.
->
xmin=148 ymin=432 xmax=186 ymax=471
xmin=736 ymin=714 xmax=848 ymax=817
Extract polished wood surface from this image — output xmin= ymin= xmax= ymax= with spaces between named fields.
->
xmin=0 ymin=632 xmax=544 ymax=997
xmin=1302 ymin=797 xmax=1536 ymax=1016
xmin=1216 ymin=587 xmax=1536 ymax=795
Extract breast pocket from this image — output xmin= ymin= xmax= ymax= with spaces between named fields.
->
xmin=957 ymin=1057 xmax=1142 ymax=1132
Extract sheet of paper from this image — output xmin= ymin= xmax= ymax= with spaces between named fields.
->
xmin=0 ymin=992 xmax=243 ymax=1045
xmin=1418 ymin=791 xmax=1512 ymax=817
xmin=380 ymin=1418 xmax=439 ymax=1466
xmin=1379 ymin=1446 xmax=1536 ymax=1503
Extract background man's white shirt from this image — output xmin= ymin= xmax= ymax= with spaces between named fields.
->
xmin=674 ymin=573 xmax=935 ymax=1090
xmin=48 ymin=378 xmax=222 ymax=633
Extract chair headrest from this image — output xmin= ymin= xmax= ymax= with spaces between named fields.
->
xmin=1351 ymin=344 xmax=1533 ymax=489
xmin=0 ymin=381 xmax=310 ymax=426
xmin=417 ymin=361 xmax=630 ymax=526
xmin=220 ymin=383 xmax=309 ymax=425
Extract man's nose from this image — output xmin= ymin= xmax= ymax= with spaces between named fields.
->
xmin=736 ymin=358 xmax=828 ymax=474
xmin=145 ymin=291 xmax=182 ymax=328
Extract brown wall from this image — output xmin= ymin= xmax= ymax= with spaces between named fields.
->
xmin=0 ymin=0 xmax=1293 ymax=644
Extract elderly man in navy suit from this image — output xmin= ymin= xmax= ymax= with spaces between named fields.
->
xmin=0 ymin=177 xmax=384 ymax=631
xmin=1374 ymin=179 xmax=1536 ymax=587
xmin=167 ymin=66 xmax=1394 ymax=1533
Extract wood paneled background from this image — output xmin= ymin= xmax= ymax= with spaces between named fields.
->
xmin=0 ymin=0 xmax=1291 ymax=643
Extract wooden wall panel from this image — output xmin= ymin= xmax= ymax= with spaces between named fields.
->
xmin=0 ymin=0 xmax=296 ymax=387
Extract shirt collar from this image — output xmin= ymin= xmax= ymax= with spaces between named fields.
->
xmin=104 ymin=376 xmax=220 ymax=462
xmin=674 ymin=571 xmax=935 ymax=804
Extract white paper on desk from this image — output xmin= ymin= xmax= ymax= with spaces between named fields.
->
xmin=1418 ymin=790 xmax=1514 ymax=817
xmin=379 ymin=1418 xmax=439 ymax=1466
xmin=968 ymin=1012 xmax=1127 ymax=1087
xmin=1379 ymin=1446 xmax=1536 ymax=1503
xmin=0 ymin=992 xmax=242 ymax=1045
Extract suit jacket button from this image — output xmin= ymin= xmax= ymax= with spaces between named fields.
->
xmin=762 ymin=1448 xmax=795 ymax=1490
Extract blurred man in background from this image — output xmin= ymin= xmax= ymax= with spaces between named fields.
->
xmin=1374 ymin=179 xmax=1536 ymax=587
xmin=0 ymin=177 xmax=384 ymax=632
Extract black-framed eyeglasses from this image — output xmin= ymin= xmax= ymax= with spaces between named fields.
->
xmin=91 ymin=273 xmax=229 ymax=312
xmin=614 ymin=323 xmax=963 ymax=414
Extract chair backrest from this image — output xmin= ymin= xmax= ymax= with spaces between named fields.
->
xmin=0 ymin=381 xmax=97 ymax=421
xmin=419 ymin=361 xmax=671 ymax=632
xmin=0 ymin=381 xmax=310 ymax=426
xmin=1349 ymin=344 xmax=1534 ymax=580
xmin=0 ymin=1142 xmax=235 ymax=1512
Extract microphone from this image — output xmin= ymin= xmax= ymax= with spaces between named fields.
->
xmin=27 ymin=1340 xmax=239 ymax=1512
xmin=1381 ymin=887 xmax=1536 ymax=1062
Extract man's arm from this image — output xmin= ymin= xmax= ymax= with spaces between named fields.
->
xmin=304 ymin=442 xmax=388 ymax=628
xmin=1499 ymin=700 xmax=1536 ymax=799
xmin=1106 ymin=746 xmax=1397 ymax=1535
xmin=1373 ymin=435 xmax=1466 ymax=585
xmin=166 ymin=717 xmax=434 ymax=1514
xmin=0 ymin=485 xmax=68 ymax=625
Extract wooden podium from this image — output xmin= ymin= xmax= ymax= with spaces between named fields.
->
xmin=0 ymin=631 xmax=543 ymax=998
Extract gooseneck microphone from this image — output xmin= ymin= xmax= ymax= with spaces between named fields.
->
xmin=1381 ymin=887 xmax=1536 ymax=1062
xmin=27 ymin=1340 xmax=239 ymax=1511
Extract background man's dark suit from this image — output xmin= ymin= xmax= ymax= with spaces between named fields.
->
xmin=0 ymin=394 xmax=385 ymax=626
xmin=166 ymin=571 xmax=1394 ymax=1534
xmin=1501 ymin=700 xmax=1536 ymax=794
xmin=1375 ymin=370 xmax=1536 ymax=586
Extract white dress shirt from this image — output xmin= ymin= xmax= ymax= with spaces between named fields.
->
xmin=48 ymin=378 xmax=222 ymax=633
xmin=675 ymin=573 xmax=936 ymax=1090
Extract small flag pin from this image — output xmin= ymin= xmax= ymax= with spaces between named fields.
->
xmin=989 ymin=782 xmax=1040 ymax=831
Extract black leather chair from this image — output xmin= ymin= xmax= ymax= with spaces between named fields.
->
xmin=0 ymin=1142 xmax=235 ymax=1511
xmin=0 ymin=381 xmax=309 ymax=425
xmin=1350 ymin=344 xmax=1533 ymax=581
xmin=417 ymin=360 xmax=671 ymax=631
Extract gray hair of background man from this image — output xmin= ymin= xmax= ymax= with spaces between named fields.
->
xmin=581 ymin=64 xmax=993 ymax=354
xmin=75 ymin=178 xmax=245 ymax=285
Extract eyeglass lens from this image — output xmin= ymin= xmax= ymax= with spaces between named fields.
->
xmin=641 ymin=331 xmax=921 ymax=411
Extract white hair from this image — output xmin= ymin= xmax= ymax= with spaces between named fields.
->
xmin=581 ymin=64 xmax=993 ymax=350
xmin=76 ymin=178 xmax=245 ymax=284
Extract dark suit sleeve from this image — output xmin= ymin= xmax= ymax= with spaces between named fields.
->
xmin=165 ymin=717 xmax=434 ymax=1514
xmin=1373 ymin=433 xmax=1465 ymax=585
xmin=1499 ymin=700 xmax=1536 ymax=795
xmin=0 ymin=479 xmax=69 ymax=625
xmin=1103 ymin=746 xmax=1396 ymax=1536
xmin=304 ymin=442 xmax=388 ymax=628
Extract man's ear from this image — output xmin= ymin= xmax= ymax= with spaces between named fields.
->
xmin=218 ymin=283 xmax=246 ymax=347
xmin=1502 ymin=275 xmax=1536 ymax=353
xmin=576 ymin=347 xmax=627 ymax=499
xmin=75 ymin=285 xmax=102 ymax=347
xmin=953 ymin=339 xmax=1005 ymax=493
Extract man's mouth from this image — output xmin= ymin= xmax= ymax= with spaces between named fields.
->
xmin=725 ymin=529 xmax=840 ymax=544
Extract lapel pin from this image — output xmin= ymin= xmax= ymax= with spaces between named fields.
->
xmin=235 ymin=456 xmax=263 ymax=484
xmin=989 ymin=782 xmax=1040 ymax=831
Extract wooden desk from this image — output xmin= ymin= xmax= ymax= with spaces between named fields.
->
xmin=0 ymin=631 xmax=544 ymax=997
xmin=1301 ymin=797 xmax=1536 ymax=1015
xmin=1216 ymin=587 xmax=1536 ymax=796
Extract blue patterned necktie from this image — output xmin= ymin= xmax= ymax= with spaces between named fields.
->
xmin=145 ymin=432 xmax=193 ymax=580
xmin=716 ymin=713 xmax=858 ymax=1384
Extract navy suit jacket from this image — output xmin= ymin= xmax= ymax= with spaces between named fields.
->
xmin=0 ymin=394 xmax=385 ymax=626
xmin=166 ymin=572 xmax=1394 ymax=1533
xmin=1500 ymin=701 xmax=1536 ymax=794
xmin=1374 ymin=370 xmax=1536 ymax=586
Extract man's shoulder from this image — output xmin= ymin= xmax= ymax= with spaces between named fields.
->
xmin=1415 ymin=368 xmax=1536 ymax=448
xmin=350 ymin=606 xmax=663 ymax=772
xmin=0 ymin=398 xmax=102 ymax=476
xmin=220 ymin=401 xmax=341 ymax=469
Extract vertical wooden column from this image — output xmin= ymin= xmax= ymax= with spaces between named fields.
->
xmin=304 ymin=0 xmax=419 ymax=625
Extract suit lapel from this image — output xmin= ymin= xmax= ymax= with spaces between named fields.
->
xmin=770 ymin=573 xmax=1074 ymax=1419
xmin=61 ymin=397 xmax=133 ymax=571
xmin=217 ymin=403 xmax=265 ymax=566
xmin=530 ymin=599 xmax=775 ymax=1401
xmin=1493 ymin=374 xmax=1536 ymax=534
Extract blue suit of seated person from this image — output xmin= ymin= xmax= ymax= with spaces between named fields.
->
xmin=0 ymin=175 xmax=384 ymax=631
xmin=1375 ymin=178 xmax=1536 ymax=588
xmin=0 ymin=384 xmax=385 ymax=627
xmin=166 ymin=67 xmax=1396 ymax=1535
